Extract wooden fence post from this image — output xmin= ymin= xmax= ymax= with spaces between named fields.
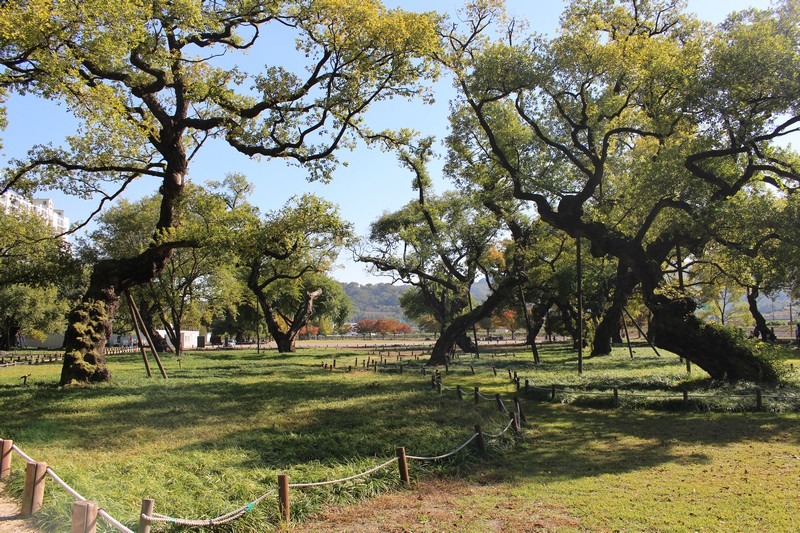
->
xmin=495 ymin=394 xmax=505 ymax=413
xmin=396 ymin=447 xmax=410 ymax=486
xmin=474 ymin=387 xmax=480 ymax=404
xmin=21 ymin=461 xmax=47 ymax=518
xmin=513 ymin=397 xmax=527 ymax=424
xmin=683 ymin=390 xmax=689 ymax=406
xmin=756 ymin=389 xmax=763 ymax=410
xmin=551 ymin=384 xmax=556 ymax=401
xmin=71 ymin=500 xmax=98 ymax=533
xmin=474 ymin=425 xmax=486 ymax=454
xmin=278 ymin=474 xmax=290 ymax=522
xmin=613 ymin=387 xmax=619 ymax=407
xmin=137 ymin=498 xmax=154 ymax=533
xmin=0 ymin=439 xmax=12 ymax=480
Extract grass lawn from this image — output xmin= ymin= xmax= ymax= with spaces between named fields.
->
xmin=1 ymin=341 xmax=799 ymax=532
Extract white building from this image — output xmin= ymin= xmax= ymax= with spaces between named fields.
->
xmin=1 ymin=192 xmax=70 ymax=237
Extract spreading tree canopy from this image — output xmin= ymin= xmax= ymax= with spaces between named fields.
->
xmin=0 ymin=0 xmax=440 ymax=383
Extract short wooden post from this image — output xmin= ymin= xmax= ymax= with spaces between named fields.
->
xmin=507 ymin=369 xmax=512 ymax=379
xmin=511 ymin=412 xmax=520 ymax=436
xmin=525 ymin=379 xmax=530 ymax=393
xmin=550 ymin=384 xmax=556 ymax=400
xmin=470 ymin=364 xmax=475 ymax=375
xmin=71 ymin=500 xmax=98 ymax=533
xmin=138 ymin=498 xmax=155 ymax=533
xmin=278 ymin=474 xmax=290 ymax=522
xmin=396 ymin=447 xmax=410 ymax=486
xmin=333 ymin=359 xmax=336 ymax=368
xmin=683 ymin=390 xmax=689 ymax=406
xmin=0 ymin=439 xmax=12 ymax=480
xmin=513 ymin=397 xmax=527 ymax=424
xmin=399 ymin=363 xmax=403 ymax=374
xmin=21 ymin=461 xmax=47 ymax=518
xmin=445 ymin=363 xmax=449 ymax=374
xmin=474 ymin=387 xmax=480 ymax=404
xmin=492 ymin=366 xmax=497 ymax=377
xmin=495 ymin=393 xmax=505 ymax=412
xmin=756 ymin=389 xmax=763 ymax=410
xmin=474 ymin=425 xmax=486 ymax=454
xmin=613 ymin=387 xmax=619 ymax=407
xmin=457 ymin=385 xmax=463 ymax=400
xmin=515 ymin=378 xmax=520 ymax=391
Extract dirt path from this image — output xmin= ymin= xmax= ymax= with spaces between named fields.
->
xmin=0 ymin=485 xmax=37 ymax=533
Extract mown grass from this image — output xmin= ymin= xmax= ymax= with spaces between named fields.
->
xmin=1 ymin=341 xmax=799 ymax=532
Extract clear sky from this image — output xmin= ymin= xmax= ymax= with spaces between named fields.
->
xmin=0 ymin=0 xmax=777 ymax=284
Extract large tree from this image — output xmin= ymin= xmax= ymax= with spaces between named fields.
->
xmin=0 ymin=0 xmax=439 ymax=384
xmin=241 ymin=194 xmax=353 ymax=352
xmin=441 ymin=0 xmax=800 ymax=382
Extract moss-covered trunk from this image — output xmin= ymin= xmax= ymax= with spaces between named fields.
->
xmin=60 ymin=167 xmax=185 ymax=385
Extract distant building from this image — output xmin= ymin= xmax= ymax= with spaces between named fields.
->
xmin=1 ymin=191 xmax=70 ymax=237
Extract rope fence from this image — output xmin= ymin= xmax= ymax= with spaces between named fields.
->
xmin=321 ymin=348 xmax=800 ymax=412
xmin=0 ymin=383 xmax=524 ymax=532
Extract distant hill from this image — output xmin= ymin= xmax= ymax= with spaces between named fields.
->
xmin=341 ymin=282 xmax=410 ymax=322
xmin=341 ymin=278 xmax=492 ymax=322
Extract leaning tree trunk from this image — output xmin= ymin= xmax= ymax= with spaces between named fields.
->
xmin=428 ymin=276 xmax=522 ymax=365
xmin=59 ymin=246 xmax=179 ymax=385
xmin=648 ymin=295 xmax=779 ymax=383
xmin=60 ymin=168 xmax=185 ymax=385
xmin=745 ymin=286 xmax=771 ymax=341
xmin=592 ymin=261 xmax=637 ymax=357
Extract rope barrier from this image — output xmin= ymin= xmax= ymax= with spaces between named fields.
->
xmin=407 ymin=433 xmax=478 ymax=461
xmin=144 ymin=489 xmax=276 ymax=527
xmin=484 ymin=418 xmax=515 ymax=439
xmin=97 ymin=509 xmax=135 ymax=533
xmin=289 ymin=458 xmax=398 ymax=488
xmin=11 ymin=444 xmax=34 ymax=463
xmin=46 ymin=467 xmax=86 ymax=502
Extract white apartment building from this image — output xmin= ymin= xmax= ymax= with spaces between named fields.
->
xmin=0 ymin=191 xmax=70 ymax=236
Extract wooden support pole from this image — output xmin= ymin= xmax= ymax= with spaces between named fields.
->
xmin=138 ymin=498 xmax=154 ymax=533
xmin=470 ymin=365 xmax=475 ymax=375
xmin=551 ymin=384 xmax=556 ymax=401
xmin=474 ymin=387 xmax=480 ymax=404
xmin=492 ymin=366 xmax=497 ymax=377
xmin=683 ymin=390 xmax=689 ymax=406
xmin=21 ymin=461 xmax=47 ymax=518
xmin=756 ymin=389 xmax=763 ymax=411
xmin=511 ymin=412 xmax=520 ymax=436
xmin=613 ymin=387 xmax=619 ymax=407
xmin=0 ymin=439 xmax=12 ymax=480
xmin=71 ymin=500 xmax=98 ymax=533
xmin=396 ymin=447 xmax=410 ymax=486
xmin=278 ymin=474 xmax=290 ymax=522
xmin=474 ymin=425 xmax=486 ymax=454
xmin=525 ymin=379 xmax=530 ymax=393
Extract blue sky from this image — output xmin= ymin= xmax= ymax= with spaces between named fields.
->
xmin=0 ymin=0 xmax=777 ymax=284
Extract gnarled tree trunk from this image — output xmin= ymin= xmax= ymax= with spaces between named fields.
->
xmin=428 ymin=276 xmax=522 ymax=365
xmin=648 ymin=295 xmax=778 ymax=382
xmin=60 ymin=168 xmax=186 ymax=385
xmin=592 ymin=261 xmax=637 ymax=356
xmin=260 ymin=288 xmax=323 ymax=353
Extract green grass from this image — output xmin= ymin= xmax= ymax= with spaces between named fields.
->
xmin=1 ymin=342 xmax=799 ymax=531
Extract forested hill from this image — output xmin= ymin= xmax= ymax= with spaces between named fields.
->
xmin=341 ymin=279 xmax=491 ymax=322
xmin=341 ymin=282 xmax=410 ymax=322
